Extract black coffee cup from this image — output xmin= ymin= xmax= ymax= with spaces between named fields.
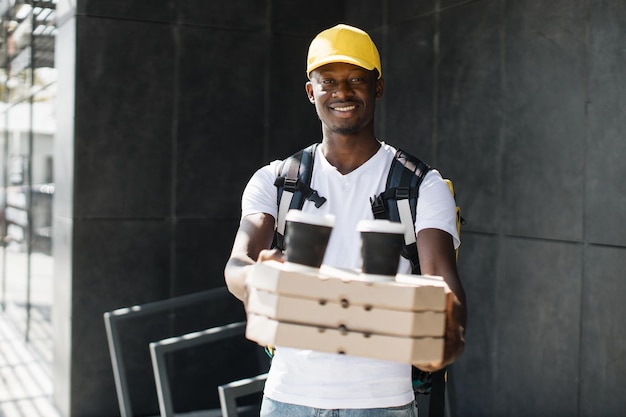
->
xmin=284 ymin=210 xmax=335 ymax=269
xmin=357 ymin=219 xmax=407 ymax=281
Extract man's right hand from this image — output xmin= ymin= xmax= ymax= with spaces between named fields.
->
xmin=257 ymin=248 xmax=285 ymax=263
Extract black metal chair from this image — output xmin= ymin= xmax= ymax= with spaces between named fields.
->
xmin=104 ymin=287 xmax=268 ymax=417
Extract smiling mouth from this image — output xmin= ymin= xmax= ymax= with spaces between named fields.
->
xmin=333 ymin=105 xmax=357 ymax=112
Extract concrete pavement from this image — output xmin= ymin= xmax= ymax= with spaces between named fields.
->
xmin=0 ymin=310 xmax=62 ymax=417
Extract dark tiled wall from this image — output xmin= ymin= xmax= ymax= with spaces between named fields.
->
xmin=54 ymin=1 xmax=346 ymax=416
xmin=53 ymin=0 xmax=626 ymax=416
xmin=377 ymin=1 xmax=626 ymax=417
xmin=586 ymin=2 xmax=626 ymax=248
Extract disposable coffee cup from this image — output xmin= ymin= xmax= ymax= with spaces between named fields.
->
xmin=284 ymin=210 xmax=335 ymax=270
xmin=357 ymin=219 xmax=407 ymax=281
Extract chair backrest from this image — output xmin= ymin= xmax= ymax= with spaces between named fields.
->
xmin=104 ymin=287 xmax=265 ymax=417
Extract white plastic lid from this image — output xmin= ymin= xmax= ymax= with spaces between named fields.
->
xmin=285 ymin=209 xmax=335 ymax=227
xmin=357 ymin=219 xmax=407 ymax=234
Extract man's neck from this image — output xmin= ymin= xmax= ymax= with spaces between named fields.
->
xmin=320 ymin=132 xmax=381 ymax=175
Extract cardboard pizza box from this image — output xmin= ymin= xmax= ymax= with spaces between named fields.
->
xmin=247 ymin=260 xmax=448 ymax=312
xmin=245 ymin=313 xmax=444 ymax=364
xmin=247 ymin=287 xmax=445 ymax=337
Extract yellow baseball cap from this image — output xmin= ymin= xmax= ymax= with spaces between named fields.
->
xmin=306 ymin=24 xmax=382 ymax=79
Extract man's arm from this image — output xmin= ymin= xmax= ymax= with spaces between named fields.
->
xmin=224 ymin=212 xmax=280 ymax=301
xmin=414 ymin=227 xmax=467 ymax=372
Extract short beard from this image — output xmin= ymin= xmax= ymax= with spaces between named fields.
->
xmin=332 ymin=124 xmax=361 ymax=135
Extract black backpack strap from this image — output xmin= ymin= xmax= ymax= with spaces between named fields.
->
xmin=428 ymin=369 xmax=447 ymax=417
xmin=370 ymin=148 xmax=431 ymax=274
xmin=371 ymin=148 xmax=445 ymax=416
xmin=274 ymin=143 xmax=326 ymax=250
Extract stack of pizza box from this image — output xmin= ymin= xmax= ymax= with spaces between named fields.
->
xmin=245 ymin=260 xmax=449 ymax=364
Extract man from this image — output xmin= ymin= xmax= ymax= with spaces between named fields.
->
xmin=225 ymin=23 xmax=466 ymax=416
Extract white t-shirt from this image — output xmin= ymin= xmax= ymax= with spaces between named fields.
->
xmin=241 ymin=142 xmax=460 ymax=409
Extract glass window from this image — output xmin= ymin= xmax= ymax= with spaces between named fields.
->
xmin=1 ymin=0 xmax=57 ymax=350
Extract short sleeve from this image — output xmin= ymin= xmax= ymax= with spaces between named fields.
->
xmin=240 ymin=160 xmax=282 ymax=221
xmin=414 ymin=169 xmax=461 ymax=249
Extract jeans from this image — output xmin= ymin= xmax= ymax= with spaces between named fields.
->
xmin=260 ymin=397 xmax=417 ymax=417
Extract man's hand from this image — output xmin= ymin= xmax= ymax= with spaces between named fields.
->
xmin=241 ymin=248 xmax=286 ymax=307
xmin=257 ymin=248 xmax=285 ymax=263
xmin=413 ymin=289 xmax=465 ymax=372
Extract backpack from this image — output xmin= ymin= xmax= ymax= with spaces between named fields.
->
xmin=272 ymin=142 xmax=463 ymax=417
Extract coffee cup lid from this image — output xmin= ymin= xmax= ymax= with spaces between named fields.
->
xmin=357 ymin=219 xmax=407 ymax=234
xmin=286 ymin=209 xmax=335 ymax=227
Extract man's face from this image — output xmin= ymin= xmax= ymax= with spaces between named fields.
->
xmin=305 ymin=62 xmax=384 ymax=135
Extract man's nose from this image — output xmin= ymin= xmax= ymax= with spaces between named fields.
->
xmin=332 ymin=81 xmax=354 ymax=99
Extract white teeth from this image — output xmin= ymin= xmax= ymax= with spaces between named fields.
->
xmin=334 ymin=105 xmax=356 ymax=112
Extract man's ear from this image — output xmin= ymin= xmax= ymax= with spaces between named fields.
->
xmin=305 ymin=82 xmax=315 ymax=104
xmin=375 ymin=77 xmax=384 ymax=99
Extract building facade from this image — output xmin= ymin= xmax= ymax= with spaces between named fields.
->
xmin=0 ymin=0 xmax=55 ymax=358
xmin=1 ymin=1 xmax=625 ymax=417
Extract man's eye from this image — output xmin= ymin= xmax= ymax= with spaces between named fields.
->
xmin=351 ymin=77 xmax=364 ymax=83
xmin=322 ymin=79 xmax=333 ymax=84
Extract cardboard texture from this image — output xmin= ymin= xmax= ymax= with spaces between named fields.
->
xmin=247 ymin=287 xmax=446 ymax=337
xmin=246 ymin=313 xmax=444 ymax=364
xmin=244 ymin=261 xmax=449 ymax=364
xmin=247 ymin=260 xmax=448 ymax=311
